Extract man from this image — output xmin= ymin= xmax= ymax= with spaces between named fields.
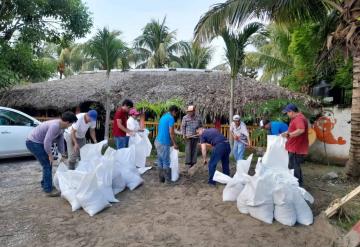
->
xmin=65 ymin=110 xmax=98 ymax=170
xmin=26 ymin=111 xmax=77 ymax=196
xmin=281 ymin=103 xmax=309 ymax=187
xmin=230 ymin=115 xmax=250 ymax=161
xmin=181 ymin=105 xmax=202 ymax=171
xmin=261 ymin=119 xmax=288 ymax=135
xmin=113 ymin=99 xmax=135 ymax=149
xmin=155 ymin=105 xmax=179 ymax=183
xmin=196 ymin=127 xmax=231 ymax=185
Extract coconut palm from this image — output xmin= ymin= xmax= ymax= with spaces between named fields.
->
xmin=87 ymin=27 xmax=128 ymax=139
xmin=195 ymin=0 xmax=360 ymax=178
xmin=170 ymin=41 xmax=213 ymax=69
xmin=221 ymin=22 xmax=264 ymax=143
xmin=133 ymin=17 xmax=184 ymax=68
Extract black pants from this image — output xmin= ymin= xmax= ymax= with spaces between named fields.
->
xmin=185 ymin=138 xmax=199 ymax=166
xmin=288 ymin=152 xmax=305 ymax=186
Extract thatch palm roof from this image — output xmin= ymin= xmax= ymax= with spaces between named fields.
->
xmin=0 ymin=69 xmax=315 ymax=117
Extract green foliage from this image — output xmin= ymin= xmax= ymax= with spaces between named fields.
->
xmin=135 ymin=98 xmax=184 ymax=120
xmin=171 ymin=41 xmax=213 ymax=69
xmin=333 ymin=59 xmax=353 ymax=90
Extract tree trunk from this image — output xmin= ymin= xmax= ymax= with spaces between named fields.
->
xmin=345 ymin=52 xmax=360 ymax=178
xmin=229 ymin=77 xmax=234 ymax=148
xmin=104 ymin=73 xmax=111 ymax=140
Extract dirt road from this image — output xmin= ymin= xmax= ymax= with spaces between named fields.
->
xmin=0 ymin=158 xmax=343 ymax=247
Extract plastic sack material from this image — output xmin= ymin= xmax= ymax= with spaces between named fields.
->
xmin=223 ymin=178 xmax=245 ymax=202
xmin=213 ymin=170 xmax=232 ymax=184
xmin=76 ymin=172 xmax=111 ymax=216
xmin=114 ymin=146 xmax=143 ymax=190
xmin=235 ymin=154 xmax=253 ymax=176
xmin=261 ymin=136 xmax=288 ymax=171
xmin=95 ymin=163 xmax=119 ymax=203
xmin=79 ymin=140 xmax=107 ymax=161
xmin=293 ymin=189 xmax=313 ymax=225
xmin=53 ymin=162 xmax=68 ymax=191
xmin=170 ymin=147 xmax=179 ymax=182
xmin=236 ymin=195 xmax=249 ymax=214
xmin=273 ymin=185 xmax=296 ymax=226
xmin=248 ymin=203 xmax=274 ymax=224
xmin=129 ymin=130 xmax=152 ymax=168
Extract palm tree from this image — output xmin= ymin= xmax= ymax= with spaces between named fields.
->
xmin=133 ymin=17 xmax=184 ymax=68
xmin=195 ymin=0 xmax=360 ymax=178
xmin=170 ymin=41 xmax=213 ymax=69
xmin=87 ymin=27 xmax=128 ymax=140
xmin=221 ymin=22 xmax=263 ymax=143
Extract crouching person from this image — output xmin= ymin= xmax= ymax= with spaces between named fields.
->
xmin=155 ymin=105 xmax=179 ymax=183
xmin=196 ymin=127 xmax=231 ymax=186
xmin=26 ymin=112 xmax=78 ymax=196
xmin=65 ymin=110 xmax=98 ymax=170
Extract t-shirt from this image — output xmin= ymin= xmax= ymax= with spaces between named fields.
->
xmin=200 ymin=128 xmax=227 ymax=146
xmin=113 ymin=108 xmax=128 ymax=137
xmin=285 ymin=113 xmax=309 ymax=155
xmin=156 ymin=112 xmax=175 ymax=145
xmin=27 ymin=119 xmax=65 ymax=155
xmin=230 ymin=121 xmax=249 ymax=143
xmin=270 ymin=121 xmax=288 ymax=135
xmin=66 ymin=113 xmax=96 ymax=139
xmin=126 ymin=116 xmax=140 ymax=136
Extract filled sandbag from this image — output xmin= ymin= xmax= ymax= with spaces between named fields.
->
xmin=95 ymin=163 xmax=119 ymax=203
xmin=79 ymin=140 xmax=107 ymax=161
xmin=248 ymin=203 xmax=274 ymax=224
xmin=223 ymin=179 xmax=245 ymax=202
xmin=129 ymin=130 xmax=152 ymax=168
xmin=236 ymin=194 xmax=249 ymax=214
xmin=213 ymin=170 xmax=232 ymax=184
xmin=293 ymin=189 xmax=313 ymax=225
xmin=53 ymin=162 xmax=68 ymax=191
xmin=235 ymin=154 xmax=253 ymax=175
xmin=170 ymin=147 xmax=179 ymax=182
xmin=76 ymin=172 xmax=111 ymax=216
xmin=273 ymin=185 xmax=296 ymax=226
xmin=261 ymin=136 xmax=288 ymax=171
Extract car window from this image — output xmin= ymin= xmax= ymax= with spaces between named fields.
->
xmin=0 ymin=109 xmax=33 ymax=126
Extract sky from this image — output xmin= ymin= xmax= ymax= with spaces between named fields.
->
xmin=81 ymin=0 xmax=227 ymax=68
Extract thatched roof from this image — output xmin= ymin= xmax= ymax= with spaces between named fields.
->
xmin=0 ymin=69 xmax=316 ymax=117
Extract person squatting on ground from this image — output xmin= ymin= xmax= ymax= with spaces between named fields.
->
xmin=64 ymin=110 xmax=98 ymax=170
xmin=113 ymin=99 xmax=135 ymax=149
xmin=281 ymin=103 xmax=309 ymax=187
xmin=230 ymin=115 xmax=250 ymax=161
xmin=26 ymin=112 xmax=78 ymax=196
xmin=181 ymin=105 xmax=202 ymax=171
xmin=155 ymin=105 xmax=179 ymax=184
xmin=196 ymin=127 xmax=231 ymax=185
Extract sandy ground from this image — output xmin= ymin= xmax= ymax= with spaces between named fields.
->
xmin=0 ymin=156 xmax=352 ymax=247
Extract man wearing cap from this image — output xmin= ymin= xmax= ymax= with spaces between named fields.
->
xmin=196 ymin=127 xmax=231 ymax=185
xmin=230 ymin=115 xmax=250 ymax=161
xmin=260 ymin=119 xmax=288 ymax=135
xmin=65 ymin=110 xmax=98 ymax=170
xmin=281 ymin=103 xmax=309 ymax=187
xmin=181 ymin=105 xmax=202 ymax=171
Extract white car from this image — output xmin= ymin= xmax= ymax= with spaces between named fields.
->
xmin=0 ymin=106 xmax=41 ymax=158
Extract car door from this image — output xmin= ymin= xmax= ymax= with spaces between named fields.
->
xmin=0 ymin=109 xmax=36 ymax=157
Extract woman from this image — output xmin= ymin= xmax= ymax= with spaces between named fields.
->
xmin=126 ymin=108 xmax=142 ymax=134
xmin=230 ymin=115 xmax=250 ymax=161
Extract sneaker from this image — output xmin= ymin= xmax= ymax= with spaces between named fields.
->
xmin=45 ymin=190 xmax=61 ymax=197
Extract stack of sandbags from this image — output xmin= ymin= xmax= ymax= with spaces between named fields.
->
xmin=54 ymin=140 xmax=144 ymax=216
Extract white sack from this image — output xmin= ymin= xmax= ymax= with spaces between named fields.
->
xmin=53 ymin=162 xmax=68 ymax=191
xmin=293 ymin=189 xmax=313 ymax=225
xmin=76 ymin=172 xmax=111 ymax=216
xmin=261 ymin=136 xmax=289 ymax=171
xmin=273 ymin=185 xmax=296 ymax=226
xmin=112 ymin=173 xmax=126 ymax=195
xmin=213 ymin=171 xmax=232 ymax=184
xmin=223 ymin=179 xmax=245 ymax=202
xmin=236 ymin=194 xmax=249 ymax=214
xmin=129 ymin=130 xmax=152 ymax=168
xmin=235 ymin=154 xmax=253 ymax=176
xmin=95 ymin=163 xmax=119 ymax=203
xmin=170 ymin=147 xmax=179 ymax=182
xmin=248 ymin=203 xmax=274 ymax=224
xmin=79 ymin=140 xmax=107 ymax=161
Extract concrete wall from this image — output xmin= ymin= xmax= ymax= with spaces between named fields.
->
xmin=309 ymin=106 xmax=351 ymax=165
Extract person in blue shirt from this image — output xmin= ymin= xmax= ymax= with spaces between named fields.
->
xmin=196 ymin=127 xmax=230 ymax=186
xmin=261 ymin=119 xmax=288 ymax=135
xmin=155 ymin=105 xmax=180 ymax=183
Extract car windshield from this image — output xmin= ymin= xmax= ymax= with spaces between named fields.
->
xmin=0 ymin=109 xmax=33 ymax=126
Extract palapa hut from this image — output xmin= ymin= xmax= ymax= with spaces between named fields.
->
xmin=0 ymin=69 xmax=315 ymax=121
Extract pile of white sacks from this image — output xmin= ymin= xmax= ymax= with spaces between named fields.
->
xmin=213 ymin=135 xmax=314 ymax=226
xmin=53 ymin=130 xmax=176 ymax=216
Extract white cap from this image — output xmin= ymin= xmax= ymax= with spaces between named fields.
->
xmin=259 ymin=120 xmax=264 ymax=127
xmin=233 ymin=115 xmax=240 ymax=121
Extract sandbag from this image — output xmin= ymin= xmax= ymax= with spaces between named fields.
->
xmin=79 ymin=140 xmax=107 ymax=161
xmin=95 ymin=163 xmax=119 ymax=203
xmin=223 ymin=179 xmax=245 ymax=202
xmin=129 ymin=130 xmax=152 ymax=168
xmin=261 ymin=136 xmax=288 ymax=171
xmin=112 ymin=173 xmax=126 ymax=195
xmin=76 ymin=172 xmax=111 ymax=216
xmin=273 ymin=185 xmax=296 ymax=226
xmin=235 ymin=154 xmax=253 ymax=176
xmin=170 ymin=147 xmax=179 ymax=182
xmin=248 ymin=203 xmax=274 ymax=224
xmin=293 ymin=189 xmax=313 ymax=225
xmin=53 ymin=162 xmax=68 ymax=191
xmin=213 ymin=170 xmax=232 ymax=184
xmin=236 ymin=194 xmax=249 ymax=214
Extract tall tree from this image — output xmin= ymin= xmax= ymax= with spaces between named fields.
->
xmin=87 ymin=28 xmax=128 ymax=140
xmin=170 ymin=41 xmax=213 ymax=69
xmin=194 ymin=0 xmax=360 ymax=178
xmin=221 ymin=22 xmax=263 ymax=143
xmin=134 ymin=17 xmax=184 ymax=68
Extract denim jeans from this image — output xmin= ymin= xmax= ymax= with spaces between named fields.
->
xmin=26 ymin=140 xmax=53 ymax=192
xmin=155 ymin=141 xmax=171 ymax=169
xmin=233 ymin=141 xmax=246 ymax=161
xmin=114 ymin=136 xmax=130 ymax=150
xmin=208 ymin=142 xmax=231 ymax=184
xmin=288 ymin=152 xmax=305 ymax=187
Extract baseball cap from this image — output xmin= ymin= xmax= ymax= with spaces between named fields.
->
xmin=129 ymin=108 xmax=140 ymax=116
xmin=88 ymin=110 xmax=98 ymax=121
xmin=282 ymin=103 xmax=298 ymax=114
xmin=233 ymin=115 xmax=240 ymax=121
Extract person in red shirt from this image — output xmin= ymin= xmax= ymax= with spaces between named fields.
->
xmin=281 ymin=103 xmax=309 ymax=187
xmin=113 ymin=99 xmax=135 ymax=149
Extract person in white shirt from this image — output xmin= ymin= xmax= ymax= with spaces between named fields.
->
xmin=64 ymin=110 xmax=98 ymax=169
xmin=126 ymin=108 xmax=142 ymax=135
xmin=230 ymin=115 xmax=250 ymax=161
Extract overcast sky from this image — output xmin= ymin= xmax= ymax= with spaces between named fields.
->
xmin=81 ymin=0 xmax=227 ymax=68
